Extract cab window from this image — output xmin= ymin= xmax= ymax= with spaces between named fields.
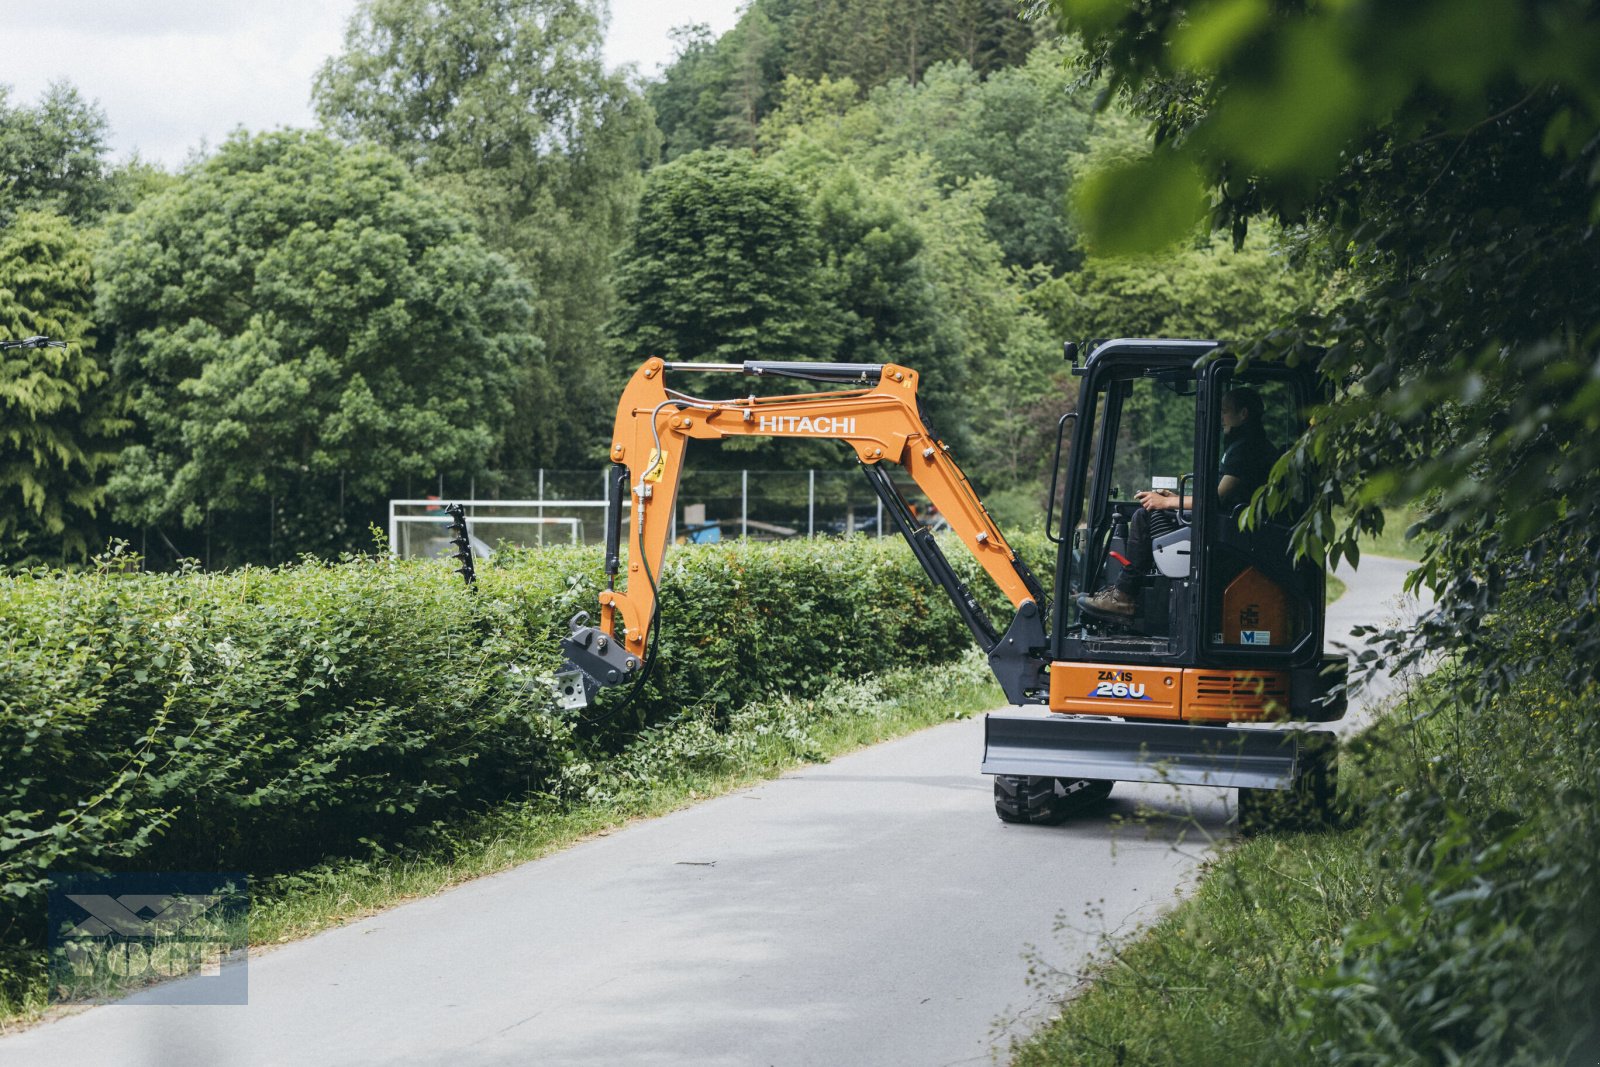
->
xmin=1203 ymin=370 xmax=1315 ymax=654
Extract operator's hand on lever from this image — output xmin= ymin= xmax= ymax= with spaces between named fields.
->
xmin=1135 ymin=489 xmax=1180 ymax=511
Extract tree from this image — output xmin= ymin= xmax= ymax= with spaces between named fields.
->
xmin=648 ymin=25 xmax=724 ymax=162
xmin=872 ymin=156 xmax=1060 ymax=494
xmin=805 ymin=161 xmax=977 ymax=453
xmin=610 ymin=149 xmax=832 ymax=366
xmin=649 ymin=0 xmax=1041 ymax=160
xmin=100 ymin=156 xmax=179 ymax=218
xmin=759 ymin=43 xmax=1138 ymax=270
xmin=714 ymin=5 xmax=783 ymax=151
xmin=1049 ymin=0 xmax=1600 ymax=609
xmin=863 ymin=43 xmax=1108 ymax=268
xmin=1023 ymin=231 xmax=1320 ymax=344
xmin=0 ymin=211 xmax=125 ymax=564
xmin=314 ymin=0 xmax=629 ymax=183
xmin=936 ymin=0 xmax=1039 ymax=71
xmin=784 ymin=0 xmax=1035 ymax=90
xmin=0 ymin=82 xmax=113 ymax=225
xmin=610 ymin=143 xmax=998 ymax=424
xmin=811 ymin=168 xmax=952 ymax=367
xmin=1047 ymin=5 xmax=1600 ymax=1051
xmin=314 ymin=0 xmax=658 ymax=467
xmin=97 ymin=130 xmax=537 ymax=564
xmin=760 ymin=96 xmax=1066 ymax=491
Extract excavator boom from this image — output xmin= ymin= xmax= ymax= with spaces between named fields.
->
xmin=556 ymin=357 xmax=1050 ymax=707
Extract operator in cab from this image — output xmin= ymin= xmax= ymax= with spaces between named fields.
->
xmin=1078 ymin=386 xmax=1276 ymax=621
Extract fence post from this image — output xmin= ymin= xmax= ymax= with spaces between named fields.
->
xmin=808 ymin=469 xmax=815 ymax=538
xmin=741 ymin=469 xmax=749 ymax=539
xmin=538 ymin=468 xmax=545 ymax=547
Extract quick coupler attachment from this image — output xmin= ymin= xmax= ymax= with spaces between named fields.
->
xmin=553 ymin=666 xmax=596 ymax=711
xmin=555 ymin=611 xmax=640 ymax=709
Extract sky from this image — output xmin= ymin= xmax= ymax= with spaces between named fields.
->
xmin=0 ymin=0 xmax=742 ymax=168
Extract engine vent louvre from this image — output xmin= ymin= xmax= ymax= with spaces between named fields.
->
xmin=1193 ymin=673 xmax=1288 ymax=699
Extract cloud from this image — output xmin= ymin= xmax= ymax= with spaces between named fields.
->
xmin=3 ymin=1 xmax=355 ymax=166
xmin=4 ymin=1 xmax=308 ymax=38
xmin=605 ymin=0 xmax=740 ymax=76
xmin=3 ymin=0 xmax=745 ymax=168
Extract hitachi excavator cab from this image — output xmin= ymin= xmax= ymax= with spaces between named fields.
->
xmin=984 ymin=338 xmax=1345 ymax=826
xmin=1061 ymin=340 xmax=1320 ymax=657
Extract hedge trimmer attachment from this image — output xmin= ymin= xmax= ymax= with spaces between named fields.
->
xmin=444 ymin=503 xmax=476 ymax=587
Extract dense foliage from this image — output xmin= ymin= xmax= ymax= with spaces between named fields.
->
xmin=649 ymin=0 xmax=1040 ymax=158
xmin=1047 ymin=0 xmax=1600 ymax=621
xmin=610 ymin=149 xmax=832 ymax=365
xmin=1015 ymin=569 xmax=1600 ymax=1066
xmin=97 ymin=130 xmax=536 ymax=564
xmin=0 ymin=211 xmax=124 ymax=564
xmin=0 ymin=83 xmax=112 ymax=226
xmin=1024 ymin=231 xmax=1321 ymax=344
xmin=762 ymin=43 xmax=1117 ymax=270
xmin=1301 ymin=579 xmax=1600 ymax=1062
xmin=313 ymin=0 xmax=658 ymax=470
xmin=0 ymin=533 xmax=1015 ymax=1007
xmin=0 ymin=1 xmax=1336 ymax=568
xmin=1035 ymin=1 xmax=1600 ymax=1060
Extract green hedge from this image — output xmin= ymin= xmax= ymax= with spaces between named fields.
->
xmin=0 ymin=531 xmax=1056 ymax=1001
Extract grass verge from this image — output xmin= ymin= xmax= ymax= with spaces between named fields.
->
xmin=1013 ymin=656 xmax=1600 ymax=1064
xmin=1014 ymin=827 xmax=1375 ymax=1067
xmin=2 ymin=651 xmax=1001 ymax=1031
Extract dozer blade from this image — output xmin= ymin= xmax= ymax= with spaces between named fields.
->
xmin=982 ymin=712 xmax=1317 ymax=791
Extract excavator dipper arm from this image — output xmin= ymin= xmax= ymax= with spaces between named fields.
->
xmin=557 ymin=358 xmax=1050 ymax=708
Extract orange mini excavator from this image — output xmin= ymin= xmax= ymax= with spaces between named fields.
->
xmin=556 ymin=341 xmax=1347 ymax=824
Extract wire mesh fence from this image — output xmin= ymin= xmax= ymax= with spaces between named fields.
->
xmin=390 ymin=468 xmax=948 ymax=559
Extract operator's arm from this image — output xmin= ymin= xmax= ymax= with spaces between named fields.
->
xmin=1136 ymin=489 xmax=1190 ymax=511
xmin=1139 ymin=475 xmax=1251 ymax=512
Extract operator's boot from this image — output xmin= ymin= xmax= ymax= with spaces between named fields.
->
xmin=1077 ymin=586 xmax=1136 ymax=621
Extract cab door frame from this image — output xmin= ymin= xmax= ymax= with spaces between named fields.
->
xmin=1195 ymin=358 xmax=1326 ymax=670
xmin=1050 ymin=338 xmax=1219 ymax=665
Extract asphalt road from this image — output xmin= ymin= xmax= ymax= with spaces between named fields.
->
xmin=4 ymin=556 xmax=1419 ymax=1067
xmin=1324 ymin=554 xmax=1425 ymax=734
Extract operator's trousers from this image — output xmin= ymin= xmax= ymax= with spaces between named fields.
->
xmin=1116 ymin=508 xmax=1179 ymax=594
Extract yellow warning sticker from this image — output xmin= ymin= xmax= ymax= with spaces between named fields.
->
xmin=644 ymin=448 xmax=667 ymax=483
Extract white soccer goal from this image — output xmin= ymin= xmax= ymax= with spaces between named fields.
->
xmin=387 ymin=498 xmax=610 ymax=559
